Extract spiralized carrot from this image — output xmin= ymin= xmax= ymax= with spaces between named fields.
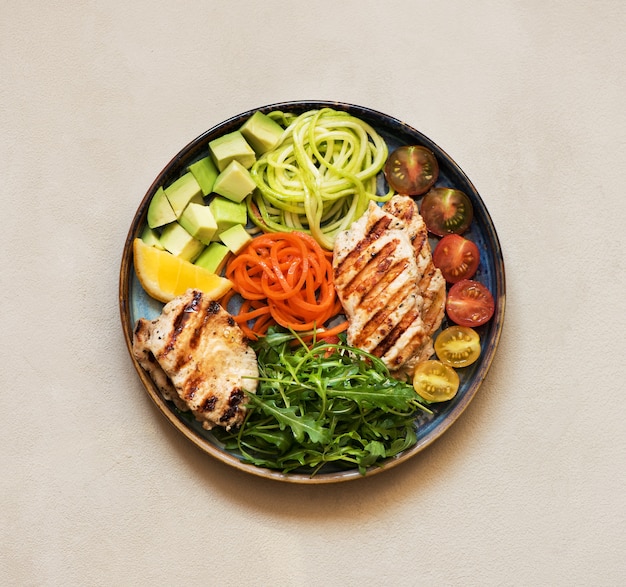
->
xmin=221 ymin=231 xmax=347 ymax=340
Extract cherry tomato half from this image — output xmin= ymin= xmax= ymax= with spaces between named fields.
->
xmin=420 ymin=188 xmax=474 ymax=236
xmin=384 ymin=145 xmax=439 ymax=196
xmin=435 ymin=325 xmax=481 ymax=368
xmin=433 ymin=234 xmax=480 ymax=283
xmin=446 ymin=279 xmax=495 ymax=327
xmin=413 ymin=360 xmax=460 ymax=402
xmin=319 ymin=334 xmax=341 ymax=358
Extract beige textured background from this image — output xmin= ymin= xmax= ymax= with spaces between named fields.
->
xmin=2 ymin=1 xmax=625 ymax=585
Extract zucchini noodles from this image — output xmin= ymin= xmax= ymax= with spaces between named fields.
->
xmin=248 ymin=108 xmax=393 ymax=250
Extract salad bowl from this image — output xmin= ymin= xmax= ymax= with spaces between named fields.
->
xmin=119 ymin=100 xmax=506 ymax=484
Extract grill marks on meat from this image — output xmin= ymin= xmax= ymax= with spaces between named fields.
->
xmin=333 ymin=196 xmax=446 ymax=376
xmin=133 ymin=319 xmax=187 ymax=412
xmin=132 ymin=289 xmax=258 ymax=431
xmin=382 ymin=196 xmax=446 ymax=339
xmin=333 ymin=202 xmax=429 ymax=373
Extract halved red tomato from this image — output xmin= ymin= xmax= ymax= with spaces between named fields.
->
xmin=433 ymin=234 xmax=480 ymax=283
xmin=413 ymin=360 xmax=460 ymax=402
xmin=384 ymin=145 xmax=439 ymax=196
xmin=420 ymin=188 xmax=473 ymax=236
xmin=446 ymin=279 xmax=495 ymax=327
xmin=318 ymin=334 xmax=341 ymax=357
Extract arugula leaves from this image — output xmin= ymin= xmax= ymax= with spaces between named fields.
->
xmin=213 ymin=330 xmax=432 ymax=476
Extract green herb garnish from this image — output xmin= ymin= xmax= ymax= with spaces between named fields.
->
xmin=213 ymin=329 xmax=432 ymax=476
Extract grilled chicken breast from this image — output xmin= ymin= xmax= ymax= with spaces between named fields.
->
xmin=382 ymin=195 xmax=446 ymax=337
xmin=333 ymin=196 xmax=446 ymax=376
xmin=132 ymin=289 xmax=258 ymax=431
xmin=333 ymin=202 xmax=431 ymax=373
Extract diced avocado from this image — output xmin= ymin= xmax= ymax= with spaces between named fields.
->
xmin=140 ymin=225 xmax=165 ymax=250
xmin=219 ymin=223 xmax=252 ymax=254
xmin=147 ymin=186 xmax=177 ymax=229
xmin=209 ymin=130 xmax=256 ymax=172
xmin=160 ymin=221 xmax=205 ymax=262
xmin=240 ymin=111 xmax=284 ymax=154
xmin=212 ymin=160 xmax=257 ymax=203
xmin=164 ymin=172 xmax=203 ymax=218
xmin=179 ymin=202 xmax=218 ymax=245
xmin=208 ymin=196 xmax=247 ymax=237
xmin=187 ymin=156 xmax=219 ymax=196
xmin=195 ymin=242 xmax=231 ymax=274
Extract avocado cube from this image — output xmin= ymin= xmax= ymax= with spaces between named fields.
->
xmin=209 ymin=130 xmax=256 ymax=172
xmin=187 ymin=156 xmax=219 ymax=196
xmin=140 ymin=225 xmax=165 ymax=250
xmin=212 ymin=160 xmax=257 ymax=203
xmin=147 ymin=186 xmax=177 ymax=229
xmin=195 ymin=242 xmax=231 ymax=274
xmin=208 ymin=196 xmax=247 ymax=237
xmin=164 ymin=172 xmax=203 ymax=218
xmin=240 ymin=111 xmax=284 ymax=154
xmin=160 ymin=221 xmax=205 ymax=262
xmin=179 ymin=202 xmax=218 ymax=245
xmin=219 ymin=223 xmax=252 ymax=254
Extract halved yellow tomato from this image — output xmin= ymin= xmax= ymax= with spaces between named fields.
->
xmin=413 ymin=360 xmax=460 ymax=403
xmin=435 ymin=325 xmax=481 ymax=368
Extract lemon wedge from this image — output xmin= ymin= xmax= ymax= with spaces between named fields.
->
xmin=133 ymin=237 xmax=232 ymax=303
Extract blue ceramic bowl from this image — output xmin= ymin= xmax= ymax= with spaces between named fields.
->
xmin=119 ymin=100 xmax=506 ymax=484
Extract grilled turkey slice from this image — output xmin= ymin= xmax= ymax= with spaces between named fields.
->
xmin=132 ymin=289 xmax=258 ymax=431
